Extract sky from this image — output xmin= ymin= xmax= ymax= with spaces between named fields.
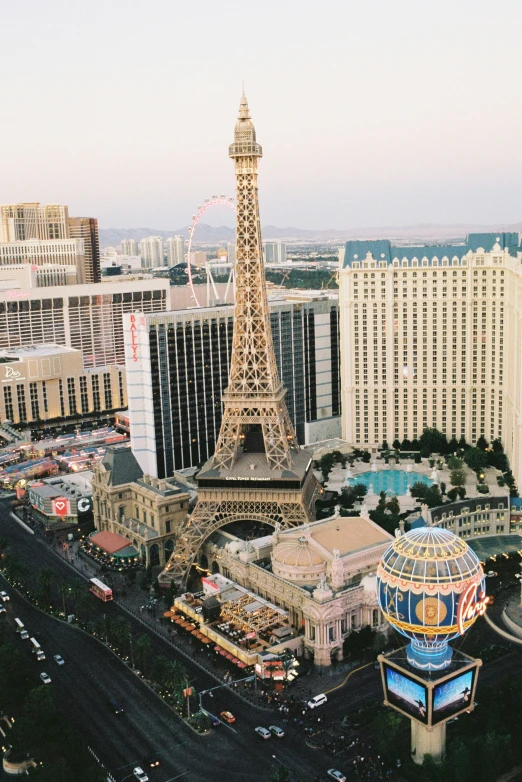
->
xmin=1 ymin=0 xmax=522 ymax=231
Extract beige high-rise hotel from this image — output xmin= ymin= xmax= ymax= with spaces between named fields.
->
xmin=339 ymin=232 xmax=522 ymax=487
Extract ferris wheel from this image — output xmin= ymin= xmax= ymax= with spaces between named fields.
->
xmin=187 ymin=195 xmax=236 ymax=307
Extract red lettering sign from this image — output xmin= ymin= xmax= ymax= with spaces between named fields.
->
xmin=457 ymin=582 xmax=491 ymax=634
xmin=129 ymin=314 xmax=139 ymax=362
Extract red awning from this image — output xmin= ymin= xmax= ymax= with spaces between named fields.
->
xmin=237 ymin=661 xmax=246 ymax=668
xmin=219 ymin=649 xmax=228 ymax=656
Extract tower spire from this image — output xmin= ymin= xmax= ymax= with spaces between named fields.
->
xmin=211 ymin=95 xmax=299 ymax=470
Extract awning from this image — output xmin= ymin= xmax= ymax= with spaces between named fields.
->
xmin=163 ymin=610 xmax=175 ymax=618
xmin=237 ymin=662 xmax=246 ymax=668
xmin=185 ymin=624 xmax=196 ymax=631
xmin=201 ymin=637 xmax=212 ymax=644
xmin=191 ymin=629 xmax=200 ymax=636
xmin=214 ymin=645 xmax=221 ymax=651
xmin=219 ymin=649 xmax=228 ymax=656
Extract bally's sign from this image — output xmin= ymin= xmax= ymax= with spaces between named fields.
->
xmin=129 ymin=313 xmax=146 ymax=363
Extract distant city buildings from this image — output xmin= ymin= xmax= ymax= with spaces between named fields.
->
xmin=0 ymin=203 xmax=100 ymax=284
xmin=0 ymin=264 xmax=75 ymax=289
xmin=120 ymin=239 xmax=139 ymax=256
xmin=0 ymin=344 xmax=126 ymax=426
xmin=338 ymin=232 xmax=522 ymax=489
xmin=189 ymin=250 xmax=207 ymax=268
xmin=166 ymin=235 xmax=185 ymax=266
xmin=124 ymin=291 xmax=341 ymax=477
xmin=0 ymin=279 xmax=169 ymax=368
xmin=67 ymin=216 xmax=101 ymax=283
xmin=0 ymin=203 xmax=68 ymax=241
xmin=264 ymin=240 xmax=287 ymax=264
xmin=140 ymin=236 xmax=164 ymax=268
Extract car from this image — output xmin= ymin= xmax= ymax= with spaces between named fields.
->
xmin=0 ymin=591 xmax=9 ymax=601
xmin=54 ymin=655 xmax=65 ymax=666
xmin=145 ymin=755 xmax=160 ymax=768
xmin=307 ymin=693 xmax=327 ymax=709
xmin=255 ymin=726 xmax=271 ymax=739
xmin=209 ymin=715 xmax=221 ymax=727
xmin=0 ymin=604 xmax=6 ymax=614
xmin=327 ymin=770 xmax=346 ymax=782
xmin=133 ymin=768 xmax=149 ymax=782
xmin=108 ymin=697 xmax=124 ymax=715
xmin=40 ymin=672 xmax=51 ymax=685
xmin=220 ymin=710 xmax=236 ymax=724
xmin=269 ymin=725 xmax=285 ymax=738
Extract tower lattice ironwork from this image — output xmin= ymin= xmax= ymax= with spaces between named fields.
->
xmin=158 ymin=95 xmax=319 ymax=587
xmin=213 ymin=93 xmax=299 ymax=471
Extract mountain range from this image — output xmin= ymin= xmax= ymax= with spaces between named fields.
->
xmin=99 ymin=221 xmax=522 ymax=248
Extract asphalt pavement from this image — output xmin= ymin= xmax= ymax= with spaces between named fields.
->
xmin=0 ymin=499 xmax=377 ymax=782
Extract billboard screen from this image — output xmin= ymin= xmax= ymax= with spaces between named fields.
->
xmin=432 ymin=668 xmax=476 ymax=725
xmin=384 ymin=665 xmax=428 ymax=724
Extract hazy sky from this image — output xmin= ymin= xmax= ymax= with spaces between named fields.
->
xmin=2 ymin=0 xmax=522 ymax=231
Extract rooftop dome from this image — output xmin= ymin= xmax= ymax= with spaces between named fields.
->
xmin=272 ymin=537 xmax=324 ymax=568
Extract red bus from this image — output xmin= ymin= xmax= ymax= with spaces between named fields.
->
xmin=89 ymin=577 xmax=113 ymax=602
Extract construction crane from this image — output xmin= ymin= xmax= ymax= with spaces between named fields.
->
xmin=321 ymin=270 xmax=338 ymax=290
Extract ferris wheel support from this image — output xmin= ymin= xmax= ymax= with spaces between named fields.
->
xmin=187 ymin=195 xmax=236 ymax=307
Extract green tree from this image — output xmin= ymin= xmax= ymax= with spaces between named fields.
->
xmin=409 ymin=481 xmax=430 ymax=501
xmin=373 ymin=711 xmax=404 ymax=758
xmin=450 ymin=469 xmax=466 ymax=488
xmin=447 ymin=437 xmax=460 ymax=453
xmin=37 ymin=566 xmax=55 ymax=604
xmin=492 ymin=438 xmax=504 ymax=453
xmin=58 ymin=580 xmax=71 ymax=616
xmin=419 ymin=427 xmax=448 ymax=454
xmin=447 ymin=455 xmax=463 ymax=470
xmin=136 ymin=634 xmax=152 ymax=672
xmin=318 ymin=452 xmax=336 ymax=481
xmin=268 ymin=766 xmax=291 ymax=782
xmin=464 ymin=447 xmax=488 ymax=472
xmin=0 ymin=644 xmax=32 ymax=711
xmin=476 ymin=435 xmax=489 ymax=450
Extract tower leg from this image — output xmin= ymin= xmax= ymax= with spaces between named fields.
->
xmin=411 ymin=720 xmax=446 ymax=765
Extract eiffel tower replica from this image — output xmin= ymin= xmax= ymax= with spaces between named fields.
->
xmin=159 ymin=94 xmax=320 ymax=587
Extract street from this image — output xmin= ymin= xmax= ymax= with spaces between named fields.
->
xmin=2 ymin=497 xmax=521 ymax=782
xmin=0 ymin=500 xmax=374 ymax=781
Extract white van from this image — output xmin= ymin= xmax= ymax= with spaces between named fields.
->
xmin=307 ymin=693 xmax=327 ymax=709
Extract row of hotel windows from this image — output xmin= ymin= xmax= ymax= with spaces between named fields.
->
xmin=352 ymin=389 xmax=501 ymax=444
xmin=349 ymin=255 xmax=505 ymax=268
xmin=2 ymin=373 xmax=122 ymax=421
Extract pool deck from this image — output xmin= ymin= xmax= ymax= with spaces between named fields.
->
xmin=318 ymin=457 xmax=506 ymax=512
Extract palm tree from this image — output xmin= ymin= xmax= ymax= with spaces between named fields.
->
xmin=37 ymin=566 xmax=54 ymax=604
xmin=109 ymin=617 xmax=132 ymax=656
xmin=58 ymin=581 xmax=70 ymax=616
xmin=93 ymin=615 xmax=111 ymax=644
xmin=135 ymin=634 xmax=152 ymax=673
xmin=151 ymin=655 xmax=170 ymax=688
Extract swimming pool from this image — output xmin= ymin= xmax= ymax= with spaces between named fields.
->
xmin=346 ymin=469 xmax=433 ymax=496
